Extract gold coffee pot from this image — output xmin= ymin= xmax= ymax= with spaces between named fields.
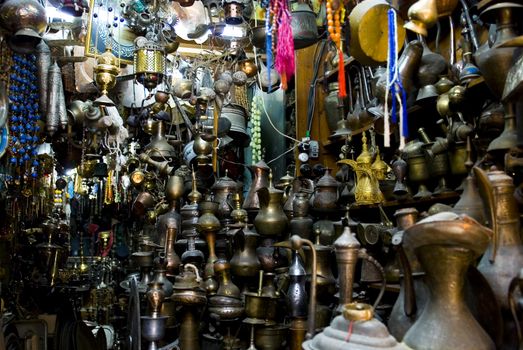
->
xmin=338 ymin=132 xmax=384 ymax=205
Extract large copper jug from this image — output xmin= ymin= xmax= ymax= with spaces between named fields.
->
xmin=474 ymin=167 xmax=523 ymax=312
xmin=402 ymin=212 xmax=495 ymax=350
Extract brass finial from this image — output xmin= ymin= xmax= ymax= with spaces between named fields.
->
xmin=188 ymin=167 xmax=202 ymax=204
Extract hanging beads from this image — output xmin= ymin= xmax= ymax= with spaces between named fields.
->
xmin=8 ymin=52 xmax=42 ymax=179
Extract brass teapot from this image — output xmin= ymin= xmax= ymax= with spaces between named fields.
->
xmin=338 ymin=132 xmax=384 ymax=205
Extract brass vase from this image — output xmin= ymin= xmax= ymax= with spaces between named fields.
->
xmin=402 ymin=212 xmax=495 ymax=350
xmin=197 ymin=201 xmax=221 ymax=264
xmin=164 ymin=227 xmax=181 ymax=277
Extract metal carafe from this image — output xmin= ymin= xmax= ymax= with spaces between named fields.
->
xmin=211 ymin=171 xmax=238 ymax=221
xmin=388 ymin=208 xmax=429 ymax=341
xmin=324 ymin=82 xmax=342 ymax=132
xmin=243 ymin=160 xmax=270 ymax=214
xmin=287 ymin=249 xmax=308 ymax=318
xmin=474 ymin=167 xmax=523 ymax=313
xmin=303 ymin=229 xmax=336 ymax=299
xmin=290 ymin=192 xmax=313 ymax=241
xmin=254 ymin=172 xmax=288 ymax=238
xmin=230 ymin=226 xmax=261 ymax=278
xmin=402 ymin=212 xmax=495 ymax=350
xmin=312 ymin=168 xmax=339 ymax=213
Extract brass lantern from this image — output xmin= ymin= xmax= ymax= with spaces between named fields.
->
xmin=93 ymin=48 xmax=120 ymax=106
xmin=134 ymin=38 xmax=166 ymax=91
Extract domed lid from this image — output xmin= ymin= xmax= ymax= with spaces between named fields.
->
xmin=303 ymin=303 xmax=409 ymax=350
xmin=315 ymin=168 xmax=338 ymax=188
xmin=356 ymin=132 xmax=372 ymax=164
xmin=334 ymin=226 xmax=361 ymax=250
xmin=276 ymin=171 xmax=294 ymax=189
xmin=211 ymin=170 xmax=238 ymax=191
xmin=371 ymin=148 xmax=388 ymax=173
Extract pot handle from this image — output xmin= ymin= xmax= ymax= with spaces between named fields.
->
xmin=392 ymin=230 xmax=417 ymax=317
xmin=358 ymin=248 xmax=386 ymax=309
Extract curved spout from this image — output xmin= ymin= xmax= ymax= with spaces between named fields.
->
xmin=337 ymin=158 xmax=358 ymax=170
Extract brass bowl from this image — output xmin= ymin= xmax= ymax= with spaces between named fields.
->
xmin=244 ymin=292 xmax=278 ymax=320
xmin=255 ymin=325 xmax=289 ymax=350
xmin=342 ymin=302 xmax=374 ymax=322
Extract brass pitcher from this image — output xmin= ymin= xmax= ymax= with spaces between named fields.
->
xmin=402 ymin=212 xmax=495 ymax=350
xmin=338 ymin=132 xmax=384 ymax=205
xmin=211 ymin=171 xmax=239 ymax=221
xmin=474 ymin=166 xmax=523 ymax=312
xmin=290 ymin=192 xmax=314 ymax=241
xmin=474 ymin=3 xmax=522 ymax=99
xmin=254 ymin=173 xmax=288 ymax=238
xmin=243 ymin=160 xmax=270 ymax=214
xmin=230 ymin=226 xmax=261 ymax=278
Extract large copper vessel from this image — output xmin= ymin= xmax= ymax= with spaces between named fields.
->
xmin=0 ymin=0 xmax=46 ymax=53
xmin=474 ymin=167 xmax=523 ymax=311
xmin=402 ymin=212 xmax=495 ymax=350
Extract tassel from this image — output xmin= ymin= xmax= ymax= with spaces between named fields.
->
xmin=281 ymin=72 xmax=287 ymax=91
xmin=265 ymin=7 xmax=272 ymax=90
xmin=338 ymin=49 xmax=347 ymax=97
xmin=275 ymin=0 xmax=294 ymax=90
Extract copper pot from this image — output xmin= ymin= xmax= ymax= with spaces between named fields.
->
xmin=0 ymin=0 xmax=46 ymax=53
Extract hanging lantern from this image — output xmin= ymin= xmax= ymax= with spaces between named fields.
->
xmin=93 ymin=48 xmax=120 ymax=106
xmin=134 ymin=38 xmax=166 ymax=91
